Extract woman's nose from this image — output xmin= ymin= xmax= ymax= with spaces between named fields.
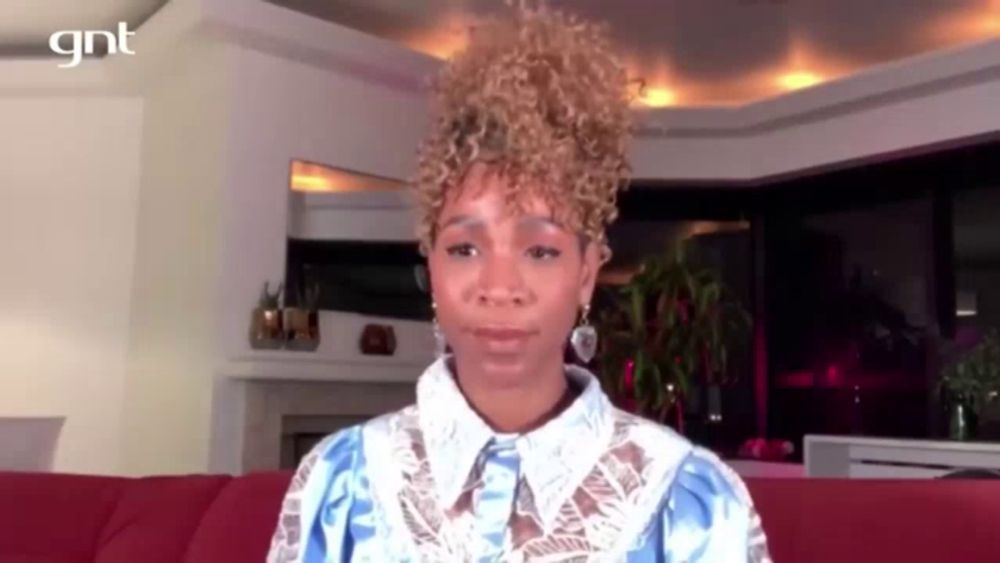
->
xmin=475 ymin=254 xmax=528 ymax=306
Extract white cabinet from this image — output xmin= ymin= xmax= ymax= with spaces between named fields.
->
xmin=805 ymin=435 xmax=1000 ymax=478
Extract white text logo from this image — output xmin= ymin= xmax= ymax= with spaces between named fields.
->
xmin=49 ymin=22 xmax=136 ymax=69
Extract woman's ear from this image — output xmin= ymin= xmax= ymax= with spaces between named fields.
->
xmin=578 ymin=239 xmax=601 ymax=306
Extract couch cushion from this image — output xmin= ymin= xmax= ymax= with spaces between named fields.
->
xmin=183 ymin=472 xmax=292 ymax=563
xmin=94 ymin=474 xmax=231 ymax=563
xmin=748 ymin=478 xmax=1000 ymax=563
xmin=0 ymin=472 xmax=125 ymax=563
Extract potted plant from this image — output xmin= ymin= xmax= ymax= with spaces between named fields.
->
xmin=284 ymin=283 xmax=321 ymax=351
xmin=939 ymin=329 xmax=1000 ymax=440
xmin=595 ymin=241 xmax=751 ymax=432
xmin=249 ymin=281 xmax=284 ymax=350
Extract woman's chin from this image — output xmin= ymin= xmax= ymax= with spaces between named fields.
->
xmin=474 ymin=354 xmax=536 ymax=386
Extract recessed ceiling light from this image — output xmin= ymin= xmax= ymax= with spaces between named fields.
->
xmin=984 ymin=14 xmax=1000 ymax=34
xmin=779 ymin=71 xmax=823 ymax=91
xmin=638 ymin=87 xmax=678 ymax=108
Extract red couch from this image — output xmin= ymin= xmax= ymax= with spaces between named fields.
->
xmin=2 ymin=470 xmax=1000 ymax=562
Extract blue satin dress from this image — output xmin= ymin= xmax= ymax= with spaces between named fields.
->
xmin=267 ymin=358 xmax=771 ymax=562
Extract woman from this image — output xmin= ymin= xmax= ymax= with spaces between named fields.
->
xmin=268 ymin=5 xmax=770 ymax=562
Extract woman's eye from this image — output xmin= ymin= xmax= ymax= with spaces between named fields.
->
xmin=445 ymin=243 xmax=478 ymax=258
xmin=526 ymin=246 xmax=561 ymax=260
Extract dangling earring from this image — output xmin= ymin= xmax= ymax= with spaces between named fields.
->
xmin=570 ymin=304 xmax=598 ymax=364
xmin=432 ymin=302 xmax=448 ymax=358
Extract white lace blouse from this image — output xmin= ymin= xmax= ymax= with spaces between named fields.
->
xmin=267 ymin=357 xmax=771 ymax=562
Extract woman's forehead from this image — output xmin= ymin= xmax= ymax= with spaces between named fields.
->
xmin=440 ymin=188 xmax=578 ymax=234
xmin=441 ymin=164 xmax=578 ymax=229
xmin=445 ymin=180 xmax=550 ymax=215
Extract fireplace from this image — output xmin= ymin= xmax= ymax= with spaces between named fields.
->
xmin=215 ymin=377 xmax=415 ymax=473
xmin=281 ymin=414 xmax=371 ymax=469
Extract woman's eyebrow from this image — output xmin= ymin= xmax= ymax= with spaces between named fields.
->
xmin=439 ymin=214 xmax=483 ymax=231
xmin=518 ymin=216 xmax=564 ymax=231
xmin=438 ymin=214 xmax=564 ymax=233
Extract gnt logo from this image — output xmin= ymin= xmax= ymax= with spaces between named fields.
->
xmin=49 ymin=22 xmax=136 ymax=69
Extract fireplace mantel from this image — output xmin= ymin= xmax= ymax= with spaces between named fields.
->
xmin=220 ymin=355 xmax=426 ymax=384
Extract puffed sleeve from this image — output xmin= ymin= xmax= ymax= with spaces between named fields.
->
xmin=629 ymin=449 xmax=771 ymax=563
xmin=267 ymin=426 xmax=366 ymax=563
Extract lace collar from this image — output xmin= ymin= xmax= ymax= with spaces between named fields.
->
xmin=416 ymin=356 xmax=615 ymax=530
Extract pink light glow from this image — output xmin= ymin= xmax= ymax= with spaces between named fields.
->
xmin=779 ymin=370 xmax=814 ymax=387
xmin=624 ymin=359 xmax=635 ymax=391
xmin=825 ymin=364 xmax=844 ymax=386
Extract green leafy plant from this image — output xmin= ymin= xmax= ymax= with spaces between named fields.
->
xmin=258 ymin=281 xmax=283 ymax=310
xmin=939 ymin=329 xmax=1000 ymax=417
xmin=596 ymin=241 xmax=751 ymax=418
xmin=295 ymin=282 xmax=321 ymax=311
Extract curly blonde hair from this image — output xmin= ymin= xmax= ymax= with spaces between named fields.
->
xmin=414 ymin=3 xmax=633 ymax=261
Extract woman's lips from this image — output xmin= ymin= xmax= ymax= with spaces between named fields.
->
xmin=471 ymin=326 xmax=535 ymax=340
xmin=468 ymin=326 xmax=537 ymax=354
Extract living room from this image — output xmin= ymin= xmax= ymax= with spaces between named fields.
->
xmin=2 ymin=0 xmax=1000 ymax=561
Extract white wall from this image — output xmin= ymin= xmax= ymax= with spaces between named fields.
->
xmin=117 ymin=29 xmax=432 ymax=473
xmin=118 ymin=36 xmax=231 ymax=476
xmin=218 ymin=43 xmax=430 ymax=362
xmin=0 ymin=97 xmax=143 ymax=474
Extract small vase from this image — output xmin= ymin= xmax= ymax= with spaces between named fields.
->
xmin=359 ymin=324 xmax=397 ymax=356
xmin=283 ymin=307 xmax=320 ymax=351
xmin=949 ymin=403 xmax=970 ymax=441
xmin=706 ymin=384 xmax=723 ymax=424
xmin=249 ymin=307 xmax=284 ymax=349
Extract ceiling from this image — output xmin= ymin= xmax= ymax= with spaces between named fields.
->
xmin=268 ymin=0 xmax=1000 ymax=107
xmin=0 ymin=0 xmax=167 ymax=56
xmin=3 ymin=0 xmax=997 ymax=105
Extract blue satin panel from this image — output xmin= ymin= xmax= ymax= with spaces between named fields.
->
xmin=295 ymin=428 xmax=374 ymax=563
xmin=474 ymin=437 xmax=521 ymax=562
xmin=628 ymin=453 xmax=752 ymax=562
xmin=294 ymin=430 xmax=752 ymax=562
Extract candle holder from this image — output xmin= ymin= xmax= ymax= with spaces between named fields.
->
xmin=360 ymin=324 xmax=396 ymax=356
xmin=249 ymin=281 xmax=284 ymax=349
xmin=283 ymin=307 xmax=320 ymax=351
xmin=283 ymin=282 xmax=321 ymax=352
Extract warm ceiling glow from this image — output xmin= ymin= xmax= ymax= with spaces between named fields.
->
xmin=984 ymin=0 xmax=1000 ymax=33
xmin=291 ymin=175 xmax=330 ymax=191
xmin=984 ymin=14 xmax=1000 ymax=33
xmin=778 ymin=71 xmax=823 ymax=91
xmin=927 ymin=8 xmax=1000 ymax=43
xmin=638 ymin=86 xmax=678 ymax=108
xmin=383 ymin=7 xmax=991 ymax=107
xmin=400 ymin=13 xmax=471 ymax=60
xmin=290 ymin=160 xmax=405 ymax=193
xmin=685 ymin=220 xmax=751 ymax=238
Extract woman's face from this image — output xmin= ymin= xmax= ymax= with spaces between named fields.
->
xmin=428 ymin=163 xmax=600 ymax=385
